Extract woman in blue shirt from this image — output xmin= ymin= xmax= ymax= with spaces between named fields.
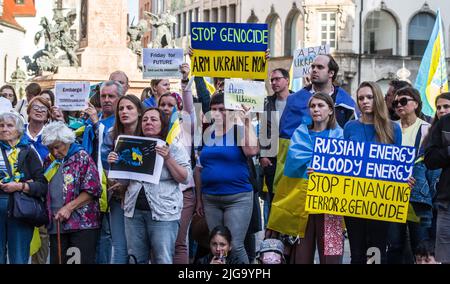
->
xmin=344 ymin=81 xmax=402 ymax=264
xmin=196 ymin=92 xmax=259 ymax=264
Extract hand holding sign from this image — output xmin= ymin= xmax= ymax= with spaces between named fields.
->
xmin=180 ymin=63 xmax=190 ymax=80
xmin=155 ymin=144 xmax=170 ymax=161
xmin=107 ymin=151 xmax=119 ymax=165
xmin=85 ymin=102 xmax=99 ymax=124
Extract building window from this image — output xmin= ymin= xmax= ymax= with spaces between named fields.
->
xmin=211 ymin=8 xmax=218 ymax=22
xmin=319 ymin=12 xmax=336 ymax=48
xmin=285 ymin=6 xmax=303 ymax=56
xmin=268 ymin=15 xmax=282 ymax=57
xmin=188 ymin=10 xmax=192 ymax=35
xmin=203 ymin=9 xmax=210 ymax=22
xmin=408 ymin=12 xmax=435 ymax=56
xmin=364 ymin=10 xmax=398 ymax=55
xmin=182 ymin=12 xmax=186 ymax=36
xmin=15 ymin=0 xmax=25 ymax=4
xmin=194 ymin=8 xmax=199 ymax=22
xmin=176 ymin=14 xmax=181 ymax=38
xmin=220 ymin=6 xmax=227 ymax=22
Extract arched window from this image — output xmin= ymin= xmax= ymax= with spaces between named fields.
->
xmin=285 ymin=9 xmax=303 ymax=56
xmin=408 ymin=12 xmax=435 ymax=56
xmin=267 ymin=15 xmax=282 ymax=57
xmin=364 ymin=10 xmax=398 ymax=55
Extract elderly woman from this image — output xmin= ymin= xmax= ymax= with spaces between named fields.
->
xmin=0 ymin=112 xmax=47 ymax=264
xmin=41 ymin=121 xmax=101 ymax=264
xmin=107 ymin=107 xmax=192 ymax=264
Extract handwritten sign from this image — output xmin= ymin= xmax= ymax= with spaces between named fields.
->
xmin=55 ymin=82 xmax=90 ymax=111
xmin=292 ymin=45 xmax=330 ymax=78
xmin=306 ymin=137 xmax=415 ymax=223
xmin=143 ymin=48 xmax=184 ymax=78
xmin=224 ymin=79 xmax=265 ymax=112
xmin=191 ymin=22 xmax=268 ymax=79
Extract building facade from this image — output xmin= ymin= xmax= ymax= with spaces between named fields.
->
xmin=168 ymin=0 xmax=450 ymax=95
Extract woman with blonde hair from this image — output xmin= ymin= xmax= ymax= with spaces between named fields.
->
xmin=141 ymin=79 xmax=171 ymax=108
xmin=343 ymin=81 xmax=402 ymax=264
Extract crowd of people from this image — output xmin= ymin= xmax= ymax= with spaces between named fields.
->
xmin=0 ymin=51 xmax=449 ymax=265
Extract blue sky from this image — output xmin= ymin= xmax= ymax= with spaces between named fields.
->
xmin=128 ymin=0 xmax=139 ymax=26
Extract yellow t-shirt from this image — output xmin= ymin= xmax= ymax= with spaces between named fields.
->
xmin=400 ymin=118 xmax=427 ymax=148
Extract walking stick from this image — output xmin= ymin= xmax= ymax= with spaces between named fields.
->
xmin=56 ymin=219 xmax=62 ymax=264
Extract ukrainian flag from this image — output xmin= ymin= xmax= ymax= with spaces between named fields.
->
xmin=166 ymin=106 xmax=181 ymax=145
xmin=415 ymin=9 xmax=448 ymax=117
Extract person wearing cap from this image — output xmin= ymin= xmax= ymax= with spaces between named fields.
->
xmin=257 ymin=238 xmax=285 ymax=264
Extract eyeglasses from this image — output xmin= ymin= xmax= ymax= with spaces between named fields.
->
xmin=392 ymin=97 xmax=415 ymax=109
xmin=270 ymin=77 xmax=286 ymax=83
xmin=31 ymin=105 xmax=48 ymax=112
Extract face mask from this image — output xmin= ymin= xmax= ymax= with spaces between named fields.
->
xmin=261 ymin=252 xmax=282 ymax=264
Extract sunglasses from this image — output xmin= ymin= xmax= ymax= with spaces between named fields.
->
xmin=392 ymin=97 xmax=415 ymax=109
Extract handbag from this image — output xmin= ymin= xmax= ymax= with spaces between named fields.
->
xmin=9 ymin=191 xmax=49 ymax=227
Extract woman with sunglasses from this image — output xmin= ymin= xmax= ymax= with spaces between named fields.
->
xmin=386 ymin=87 xmax=440 ymax=263
xmin=343 ymin=81 xmax=402 ymax=264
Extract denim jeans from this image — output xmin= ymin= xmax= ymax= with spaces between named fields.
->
xmin=0 ymin=195 xmax=34 ymax=264
xmin=203 ymin=191 xmax=253 ymax=264
xmin=95 ymin=213 xmax=112 ymax=264
xmin=125 ymin=209 xmax=179 ymax=264
xmin=109 ymin=199 xmax=128 ymax=264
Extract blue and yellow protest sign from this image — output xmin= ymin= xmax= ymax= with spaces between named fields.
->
xmin=306 ymin=137 xmax=415 ymax=223
xmin=191 ymin=22 xmax=269 ymax=80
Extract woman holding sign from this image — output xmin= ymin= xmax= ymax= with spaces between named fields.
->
xmin=343 ymin=81 xmax=402 ymax=264
xmin=108 ymin=107 xmax=192 ymax=264
xmin=387 ymin=87 xmax=440 ymax=263
xmin=195 ymin=92 xmax=259 ymax=264
xmin=268 ymin=93 xmax=344 ymax=264
xmin=103 ymin=94 xmax=144 ymax=264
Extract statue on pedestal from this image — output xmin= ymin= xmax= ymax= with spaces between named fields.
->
xmin=23 ymin=9 xmax=79 ymax=76
xmin=127 ymin=19 xmax=148 ymax=70
xmin=144 ymin=10 xmax=176 ymax=48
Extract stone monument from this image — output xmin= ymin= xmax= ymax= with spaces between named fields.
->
xmin=33 ymin=0 xmax=146 ymax=94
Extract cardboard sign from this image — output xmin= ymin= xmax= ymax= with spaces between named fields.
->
xmin=108 ymin=135 xmax=166 ymax=184
xmin=55 ymin=82 xmax=90 ymax=111
xmin=224 ymin=79 xmax=265 ymax=112
xmin=191 ymin=22 xmax=268 ymax=79
xmin=292 ymin=45 xmax=330 ymax=78
xmin=143 ymin=48 xmax=184 ymax=78
xmin=306 ymin=137 xmax=415 ymax=223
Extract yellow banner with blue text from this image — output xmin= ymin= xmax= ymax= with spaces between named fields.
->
xmin=191 ymin=49 xmax=268 ymax=80
xmin=306 ymin=172 xmax=410 ymax=223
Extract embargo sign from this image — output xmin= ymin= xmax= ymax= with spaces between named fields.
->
xmin=306 ymin=137 xmax=415 ymax=223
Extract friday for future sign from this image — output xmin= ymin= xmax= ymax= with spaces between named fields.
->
xmin=306 ymin=137 xmax=415 ymax=223
xmin=292 ymin=45 xmax=330 ymax=78
xmin=143 ymin=48 xmax=184 ymax=78
xmin=224 ymin=79 xmax=265 ymax=112
xmin=191 ymin=22 xmax=269 ymax=80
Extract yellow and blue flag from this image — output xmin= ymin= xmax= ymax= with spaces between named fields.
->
xmin=166 ymin=106 xmax=181 ymax=145
xmin=415 ymin=9 xmax=448 ymax=117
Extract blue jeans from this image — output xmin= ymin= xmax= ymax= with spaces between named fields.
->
xmin=125 ymin=209 xmax=179 ymax=264
xmin=95 ymin=213 xmax=112 ymax=264
xmin=203 ymin=191 xmax=253 ymax=264
xmin=0 ymin=195 xmax=34 ymax=264
xmin=109 ymin=199 xmax=128 ymax=264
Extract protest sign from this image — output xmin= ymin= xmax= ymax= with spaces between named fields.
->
xmin=143 ymin=48 xmax=184 ymax=78
xmin=224 ymin=79 xmax=265 ymax=112
xmin=191 ymin=22 xmax=268 ymax=79
xmin=55 ymin=82 xmax=90 ymax=111
xmin=292 ymin=45 xmax=330 ymax=78
xmin=306 ymin=137 xmax=415 ymax=223
xmin=108 ymin=135 xmax=166 ymax=184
